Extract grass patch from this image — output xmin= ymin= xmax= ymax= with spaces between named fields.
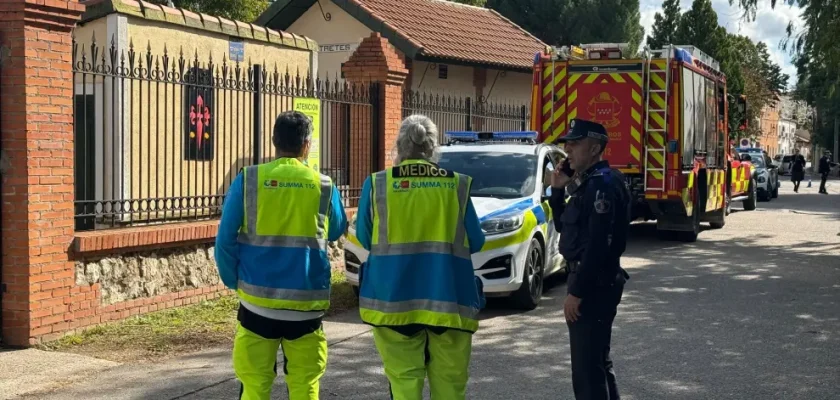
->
xmin=40 ymin=270 xmax=359 ymax=362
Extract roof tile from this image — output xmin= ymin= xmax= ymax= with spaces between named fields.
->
xmin=350 ymin=0 xmax=546 ymax=70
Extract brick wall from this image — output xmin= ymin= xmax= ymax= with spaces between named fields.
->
xmin=0 ymin=23 xmax=396 ymax=346
xmin=0 ymin=0 xmax=85 ymax=347
xmin=343 ymin=33 xmax=408 ymax=169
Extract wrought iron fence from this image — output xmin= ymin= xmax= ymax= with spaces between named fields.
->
xmin=402 ymin=90 xmax=530 ymax=142
xmin=72 ymin=36 xmax=379 ymax=231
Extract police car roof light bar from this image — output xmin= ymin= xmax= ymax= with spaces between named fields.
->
xmin=444 ymin=131 xmax=538 ymax=145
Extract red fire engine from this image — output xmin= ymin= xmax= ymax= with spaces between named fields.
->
xmin=530 ymin=43 xmax=755 ymax=242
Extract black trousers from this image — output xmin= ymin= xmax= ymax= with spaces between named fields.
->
xmin=820 ymin=172 xmax=828 ymax=193
xmin=567 ymin=281 xmax=625 ymax=400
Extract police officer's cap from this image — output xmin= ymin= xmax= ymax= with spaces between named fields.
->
xmin=556 ymin=119 xmax=609 ymax=144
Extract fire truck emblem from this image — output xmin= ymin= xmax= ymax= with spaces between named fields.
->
xmin=587 ymin=92 xmax=622 ymax=129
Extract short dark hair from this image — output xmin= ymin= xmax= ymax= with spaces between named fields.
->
xmin=272 ymin=111 xmax=313 ymax=154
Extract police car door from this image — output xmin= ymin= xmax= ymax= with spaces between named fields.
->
xmin=541 ymin=148 xmax=563 ymax=268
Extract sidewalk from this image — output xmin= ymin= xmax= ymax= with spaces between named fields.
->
xmin=5 ymin=311 xmax=372 ymax=400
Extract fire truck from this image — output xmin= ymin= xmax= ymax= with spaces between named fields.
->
xmin=530 ymin=43 xmax=756 ymax=242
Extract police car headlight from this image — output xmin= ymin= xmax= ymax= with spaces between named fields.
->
xmin=481 ymin=214 xmax=524 ymax=235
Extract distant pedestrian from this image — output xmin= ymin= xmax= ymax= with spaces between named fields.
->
xmin=818 ymin=150 xmax=833 ymax=194
xmin=548 ymin=118 xmax=631 ymax=400
xmin=790 ymin=149 xmax=806 ymax=192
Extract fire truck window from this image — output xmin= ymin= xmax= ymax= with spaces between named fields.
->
xmin=694 ymin=72 xmax=706 ymax=153
xmin=705 ymin=77 xmax=718 ymax=166
xmin=681 ymin=68 xmax=696 ymax=167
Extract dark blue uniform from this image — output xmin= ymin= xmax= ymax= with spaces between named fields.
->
xmin=550 ymin=119 xmax=631 ymax=400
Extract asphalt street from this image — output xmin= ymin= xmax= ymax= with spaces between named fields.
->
xmin=20 ymin=179 xmax=840 ymax=400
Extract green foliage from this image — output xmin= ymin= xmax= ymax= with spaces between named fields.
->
xmin=732 ymin=0 xmax=838 ymax=149
xmin=486 ymin=0 xmax=644 ymax=54
xmin=647 ymin=0 xmax=681 ymax=50
xmin=147 ymin=0 xmax=270 ymax=22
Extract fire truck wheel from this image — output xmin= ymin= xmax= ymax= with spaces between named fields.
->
xmin=743 ymin=178 xmax=758 ymax=211
xmin=511 ymin=238 xmax=544 ymax=310
xmin=724 ymin=192 xmax=732 ymax=216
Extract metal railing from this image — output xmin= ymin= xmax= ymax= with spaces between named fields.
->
xmin=402 ymin=90 xmax=530 ymax=142
xmin=72 ymin=36 xmax=379 ymax=231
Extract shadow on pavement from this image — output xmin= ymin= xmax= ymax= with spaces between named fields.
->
xmin=32 ymin=207 xmax=839 ymax=400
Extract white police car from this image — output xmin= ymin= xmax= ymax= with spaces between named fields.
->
xmin=343 ymin=131 xmax=568 ymax=310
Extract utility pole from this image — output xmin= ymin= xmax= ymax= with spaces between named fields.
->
xmin=835 ymin=116 xmax=839 ymax=160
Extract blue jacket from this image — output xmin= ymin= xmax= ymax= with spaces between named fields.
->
xmin=215 ymin=172 xmax=348 ymax=292
xmin=355 ymin=175 xmax=486 ymax=328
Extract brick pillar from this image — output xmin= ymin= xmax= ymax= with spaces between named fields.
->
xmin=342 ymin=33 xmax=408 ymax=170
xmin=0 ymin=0 xmax=84 ymax=346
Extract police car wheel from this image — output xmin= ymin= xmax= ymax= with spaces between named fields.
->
xmin=510 ymin=238 xmax=544 ymax=310
xmin=743 ymin=178 xmax=757 ymax=211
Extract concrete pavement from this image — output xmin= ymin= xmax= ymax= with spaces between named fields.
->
xmin=13 ymin=181 xmax=840 ymax=400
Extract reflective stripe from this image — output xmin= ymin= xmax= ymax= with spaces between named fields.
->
xmin=238 ymin=280 xmax=329 ymax=301
xmin=316 ymin=174 xmax=332 ymax=238
xmin=237 ymin=234 xmax=327 ymax=249
xmin=359 ymin=297 xmax=479 ymax=320
xmin=374 ymin=171 xmax=388 ymax=246
xmin=244 ymin=166 xmax=259 ymax=234
xmin=371 ymin=241 xmax=471 ymax=259
xmin=453 ymin=174 xmax=469 ymax=247
xmin=371 ymin=169 xmax=470 ymax=257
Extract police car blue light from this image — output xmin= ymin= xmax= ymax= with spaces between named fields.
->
xmin=444 ymin=131 xmax=539 ymax=142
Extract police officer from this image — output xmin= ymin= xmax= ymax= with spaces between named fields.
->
xmin=818 ymin=150 xmax=836 ymax=194
xmin=215 ymin=110 xmax=348 ymax=400
xmin=548 ymin=118 xmax=631 ymax=400
xmin=354 ymin=114 xmax=486 ymax=400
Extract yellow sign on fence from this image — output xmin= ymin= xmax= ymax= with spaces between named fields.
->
xmin=293 ymin=98 xmax=322 ymax=171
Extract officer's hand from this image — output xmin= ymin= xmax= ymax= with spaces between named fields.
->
xmin=551 ymin=168 xmax=571 ymax=189
xmin=564 ymin=294 xmax=582 ymax=322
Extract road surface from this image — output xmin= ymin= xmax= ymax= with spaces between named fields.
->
xmin=19 ymin=180 xmax=840 ymax=400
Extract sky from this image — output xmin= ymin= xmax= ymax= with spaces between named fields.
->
xmin=640 ymin=0 xmax=804 ymax=88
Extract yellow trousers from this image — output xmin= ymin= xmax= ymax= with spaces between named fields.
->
xmin=233 ymin=325 xmax=328 ymax=400
xmin=372 ymin=327 xmax=473 ymax=400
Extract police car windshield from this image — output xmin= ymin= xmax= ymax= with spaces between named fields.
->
xmin=437 ymin=152 xmax=537 ymax=199
xmin=749 ymin=155 xmax=766 ymax=168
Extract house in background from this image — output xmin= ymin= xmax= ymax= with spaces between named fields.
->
xmin=795 ymin=129 xmax=811 ymax=159
xmin=758 ymin=94 xmax=781 ymax=157
xmin=256 ymin=0 xmax=547 ymax=106
xmin=777 ymin=117 xmax=796 ymax=156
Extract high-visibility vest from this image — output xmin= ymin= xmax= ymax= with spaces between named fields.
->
xmin=237 ymin=158 xmax=334 ymax=312
xmin=359 ymin=160 xmax=482 ymax=332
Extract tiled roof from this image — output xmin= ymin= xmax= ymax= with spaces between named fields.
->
xmin=258 ymin=0 xmax=547 ymax=71
xmin=356 ymin=0 xmax=546 ymax=70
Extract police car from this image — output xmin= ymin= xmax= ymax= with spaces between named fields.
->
xmin=343 ymin=131 xmax=568 ymax=310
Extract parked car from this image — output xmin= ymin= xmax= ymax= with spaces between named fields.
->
xmin=746 ymin=151 xmax=779 ymax=201
xmin=344 ymin=131 xmax=569 ymax=310
xmin=773 ymin=154 xmax=794 ymax=175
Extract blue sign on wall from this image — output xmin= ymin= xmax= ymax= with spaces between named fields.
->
xmin=229 ymin=38 xmax=244 ymax=62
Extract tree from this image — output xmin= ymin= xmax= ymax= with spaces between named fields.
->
xmin=673 ymin=0 xmax=726 ymax=60
xmin=733 ymin=0 xmax=839 ymax=149
xmin=647 ymin=0 xmax=681 ymax=50
xmin=487 ymin=0 xmax=645 ymax=54
xmin=148 ymin=0 xmax=270 ymax=22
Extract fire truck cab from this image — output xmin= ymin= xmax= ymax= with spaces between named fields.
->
xmin=530 ymin=43 xmax=753 ymax=242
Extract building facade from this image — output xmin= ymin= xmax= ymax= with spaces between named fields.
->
xmin=256 ymin=0 xmax=547 ymax=106
xmin=778 ymin=118 xmax=797 ymax=155
xmin=758 ymin=96 xmax=781 ymax=157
